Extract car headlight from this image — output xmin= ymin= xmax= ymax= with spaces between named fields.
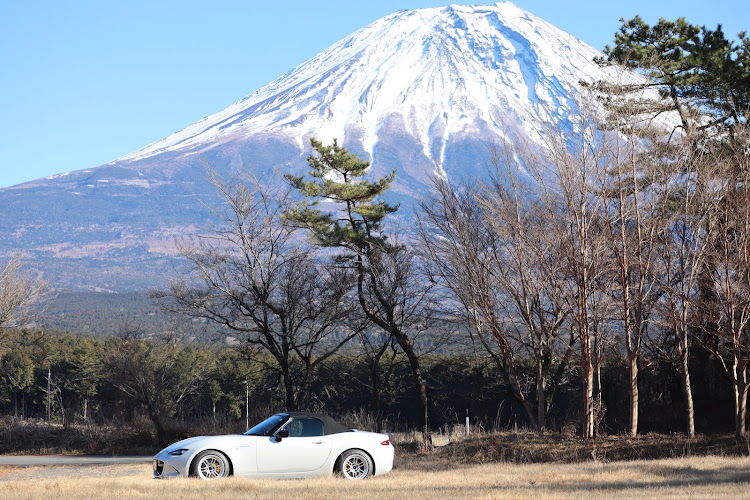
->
xmin=167 ymin=448 xmax=189 ymax=456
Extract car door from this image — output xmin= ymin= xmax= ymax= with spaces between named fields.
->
xmin=228 ymin=434 xmax=260 ymax=476
xmin=256 ymin=417 xmax=333 ymax=473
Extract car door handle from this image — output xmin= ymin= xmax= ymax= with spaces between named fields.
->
xmin=312 ymin=441 xmax=326 ymax=444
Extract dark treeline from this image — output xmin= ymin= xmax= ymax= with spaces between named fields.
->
xmin=0 ymin=329 xmax=735 ymax=443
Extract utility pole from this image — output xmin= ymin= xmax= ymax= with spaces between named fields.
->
xmin=245 ymin=380 xmax=249 ymax=430
xmin=46 ymin=369 xmax=51 ymax=421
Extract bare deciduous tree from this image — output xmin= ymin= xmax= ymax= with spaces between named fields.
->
xmin=652 ymin=142 xmax=717 ymax=438
xmin=157 ymin=171 xmax=357 ymax=411
xmin=700 ymin=125 xmax=750 ymax=437
xmin=585 ymin=79 xmax=672 ymax=437
xmin=419 ymin=157 xmax=575 ymax=433
xmin=0 ymin=255 xmax=47 ymax=333
xmin=479 ymin=145 xmax=580 ymax=432
xmin=534 ymin=114 xmax=612 ymax=439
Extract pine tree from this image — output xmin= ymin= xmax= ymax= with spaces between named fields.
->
xmin=284 ymin=138 xmax=397 ymax=253
xmin=601 ymin=16 xmax=748 ymax=137
xmin=285 ymin=138 xmax=432 ymax=439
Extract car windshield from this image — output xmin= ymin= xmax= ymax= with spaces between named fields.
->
xmin=243 ymin=414 xmax=287 ymax=436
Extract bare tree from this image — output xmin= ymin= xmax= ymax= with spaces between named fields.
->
xmin=701 ymin=125 xmax=750 ymax=437
xmin=533 ymin=115 xmax=613 ymax=439
xmin=584 ymin=78 xmax=673 ymax=437
xmin=157 ymin=170 xmax=357 ymax=411
xmin=419 ymin=164 xmax=573 ymax=433
xmin=0 ymin=255 xmax=47 ymax=333
xmin=0 ymin=255 xmax=47 ymax=411
xmin=478 ymin=145 xmax=578 ymax=432
xmin=652 ymin=142 xmax=717 ymax=437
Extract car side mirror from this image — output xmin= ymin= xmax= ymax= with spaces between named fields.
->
xmin=274 ymin=430 xmax=290 ymax=442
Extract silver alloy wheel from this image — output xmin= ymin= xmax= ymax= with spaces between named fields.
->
xmin=340 ymin=450 xmax=372 ymax=480
xmin=193 ymin=450 xmax=229 ymax=479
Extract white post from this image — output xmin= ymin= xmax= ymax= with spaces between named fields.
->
xmin=465 ymin=408 xmax=470 ymax=438
xmin=245 ymin=380 xmax=249 ymax=430
xmin=47 ymin=369 xmax=51 ymax=421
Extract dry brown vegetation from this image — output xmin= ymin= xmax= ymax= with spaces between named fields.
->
xmin=416 ymin=431 xmax=750 ymax=465
xmin=2 ymin=456 xmax=750 ymax=499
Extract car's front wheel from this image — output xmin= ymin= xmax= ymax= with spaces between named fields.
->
xmin=338 ymin=449 xmax=373 ymax=480
xmin=191 ymin=450 xmax=230 ymax=479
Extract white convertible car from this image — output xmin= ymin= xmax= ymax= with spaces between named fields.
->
xmin=153 ymin=412 xmax=394 ymax=480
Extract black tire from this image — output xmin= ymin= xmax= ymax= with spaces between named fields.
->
xmin=190 ymin=450 xmax=230 ymax=479
xmin=337 ymin=449 xmax=373 ymax=480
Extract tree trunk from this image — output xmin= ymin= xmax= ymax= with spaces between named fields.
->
xmin=536 ymin=356 xmax=546 ymax=432
xmin=148 ymin=402 xmax=168 ymax=446
xmin=628 ymin=353 xmax=639 ymax=437
xmin=735 ymin=384 xmax=748 ymax=438
xmin=680 ymin=342 xmax=695 ymax=437
xmin=282 ymin=367 xmax=296 ymax=411
xmin=580 ymin=319 xmax=594 ymax=439
xmin=594 ymin=348 xmax=602 ymax=438
xmin=393 ymin=330 xmax=430 ymax=442
xmin=369 ymin=362 xmax=381 ymax=414
xmin=733 ymin=358 xmax=748 ymax=438
xmin=582 ymin=358 xmax=594 ymax=439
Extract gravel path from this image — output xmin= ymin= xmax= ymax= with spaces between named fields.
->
xmin=0 ymin=456 xmax=150 ymax=467
xmin=0 ymin=462 xmax=151 ymax=482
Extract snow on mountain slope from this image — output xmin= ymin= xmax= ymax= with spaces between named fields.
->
xmin=119 ymin=2 xmax=624 ymax=177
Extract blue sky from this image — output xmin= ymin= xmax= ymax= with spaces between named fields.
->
xmin=1 ymin=1 xmax=747 ymax=188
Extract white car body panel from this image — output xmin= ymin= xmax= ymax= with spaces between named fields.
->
xmin=256 ymin=435 xmax=332 ymax=473
xmin=153 ymin=414 xmax=394 ymax=480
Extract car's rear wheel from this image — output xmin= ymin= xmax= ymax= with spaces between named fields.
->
xmin=191 ymin=450 xmax=230 ymax=479
xmin=338 ymin=449 xmax=373 ymax=480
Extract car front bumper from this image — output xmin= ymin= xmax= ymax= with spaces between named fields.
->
xmin=153 ymin=456 xmax=189 ymax=479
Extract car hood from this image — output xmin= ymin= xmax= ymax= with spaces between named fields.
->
xmin=155 ymin=435 xmax=231 ymax=457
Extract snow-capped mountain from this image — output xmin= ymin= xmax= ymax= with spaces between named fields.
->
xmin=0 ymin=2 xmax=627 ymax=291
xmin=122 ymin=3 xmax=609 ymax=168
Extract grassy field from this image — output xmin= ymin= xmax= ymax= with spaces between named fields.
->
xmin=2 ymin=456 xmax=750 ymax=499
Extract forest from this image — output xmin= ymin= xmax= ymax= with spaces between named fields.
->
xmin=1 ymin=17 xmax=749 ymax=449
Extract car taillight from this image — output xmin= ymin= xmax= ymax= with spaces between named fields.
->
xmin=381 ymin=439 xmax=391 ymax=446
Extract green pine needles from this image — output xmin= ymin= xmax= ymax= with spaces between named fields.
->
xmin=284 ymin=138 xmax=398 ymax=254
xmin=602 ymin=16 xmax=749 ymax=132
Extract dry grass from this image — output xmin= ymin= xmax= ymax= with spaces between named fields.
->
xmin=2 ymin=456 xmax=750 ymax=499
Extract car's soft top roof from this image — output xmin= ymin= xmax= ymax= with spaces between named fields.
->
xmin=278 ymin=412 xmax=352 ymax=435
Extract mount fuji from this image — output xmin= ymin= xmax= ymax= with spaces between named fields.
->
xmin=1 ymin=2 xmax=628 ymax=291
